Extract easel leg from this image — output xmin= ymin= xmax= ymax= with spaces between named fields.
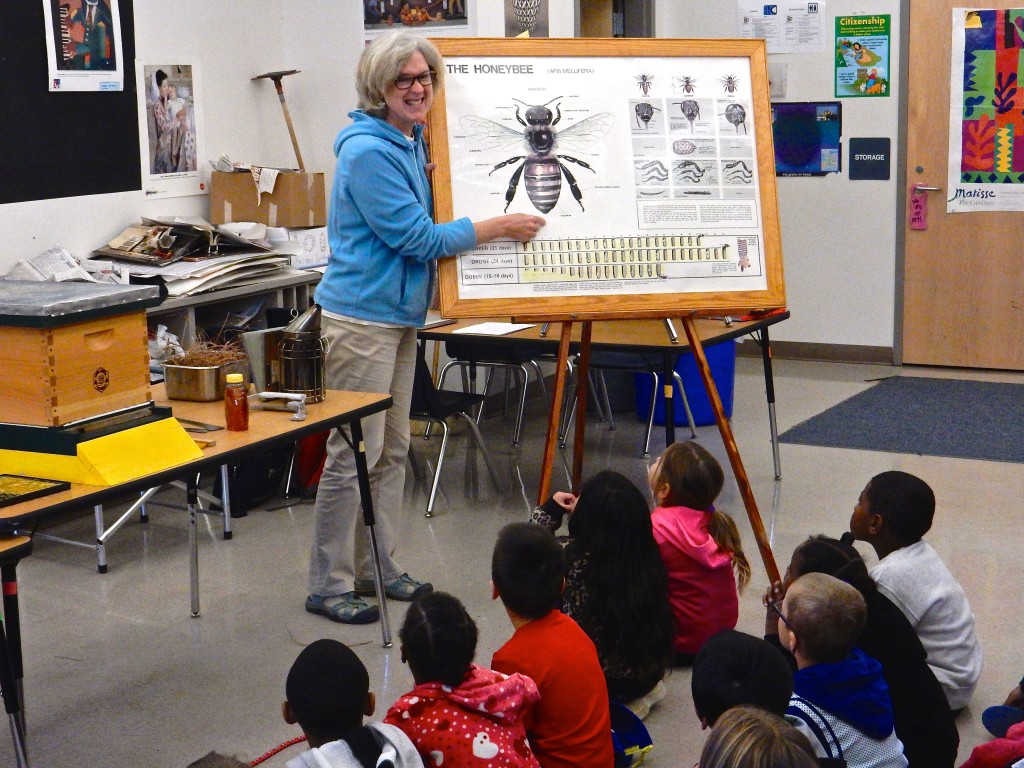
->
xmin=537 ymin=323 xmax=574 ymax=504
xmin=681 ymin=316 xmax=780 ymax=584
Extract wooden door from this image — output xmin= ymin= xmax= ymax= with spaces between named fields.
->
xmin=904 ymin=2 xmax=1024 ymax=369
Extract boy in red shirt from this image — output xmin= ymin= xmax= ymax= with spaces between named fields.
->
xmin=490 ymin=522 xmax=614 ymax=768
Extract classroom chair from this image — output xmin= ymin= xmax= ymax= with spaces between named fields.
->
xmin=410 ymin=341 xmax=504 ymax=517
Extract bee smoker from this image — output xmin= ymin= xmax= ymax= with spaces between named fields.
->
xmin=279 ymin=304 xmax=328 ymax=403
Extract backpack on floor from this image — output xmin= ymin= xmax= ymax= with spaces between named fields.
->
xmin=212 ymin=444 xmax=293 ymax=516
xmin=611 ymin=701 xmax=653 ymax=766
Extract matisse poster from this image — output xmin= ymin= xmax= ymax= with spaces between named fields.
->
xmin=947 ymin=8 xmax=1024 ymax=213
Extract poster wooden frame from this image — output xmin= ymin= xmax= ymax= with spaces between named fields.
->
xmin=427 ymin=37 xmax=785 ymax=321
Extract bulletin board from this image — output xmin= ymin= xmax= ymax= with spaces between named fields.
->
xmin=428 ymin=38 xmax=785 ymax=320
xmin=0 ymin=1 xmax=139 ymax=205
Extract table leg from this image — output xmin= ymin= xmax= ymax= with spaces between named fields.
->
xmin=758 ymin=327 xmax=782 ymax=481
xmin=662 ymin=353 xmax=676 ymax=447
xmin=0 ymin=562 xmax=29 ymax=767
xmin=93 ymin=505 xmax=107 ymax=574
xmin=349 ymin=419 xmax=393 ymax=648
xmin=219 ymin=466 xmax=233 ymax=539
xmin=188 ymin=479 xmax=200 ymax=618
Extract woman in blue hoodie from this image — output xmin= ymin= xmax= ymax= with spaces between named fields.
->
xmin=306 ymin=31 xmax=545 ymax=625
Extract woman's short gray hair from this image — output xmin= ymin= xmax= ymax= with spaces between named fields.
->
xmin=356 ymin=31 xmax=444 ymax=118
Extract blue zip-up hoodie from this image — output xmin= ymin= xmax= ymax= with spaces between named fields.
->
xmin=792 ymin=647 xmax=897 ymax=740
xmin=314 ymin=110 xmax=477 ymax=326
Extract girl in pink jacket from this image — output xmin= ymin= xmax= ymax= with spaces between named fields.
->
xmin=648 ymin=441 xmax=750 ymax=664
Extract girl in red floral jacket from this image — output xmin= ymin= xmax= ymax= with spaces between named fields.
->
xmin=386 ymin=592 xmax=542 ymax=768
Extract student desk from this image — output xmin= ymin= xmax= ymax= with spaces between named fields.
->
xmin=418 ymin=312 xmax=790 ymax=477
xmin=0 ymin=388 xmax=393 ymax=767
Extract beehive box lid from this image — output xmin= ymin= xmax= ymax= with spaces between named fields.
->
xmin=0 ymin=281 xmax=161 ymax=327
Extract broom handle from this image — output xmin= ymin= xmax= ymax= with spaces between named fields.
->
xmin=274 ymin=81 xmax=306 ymax=172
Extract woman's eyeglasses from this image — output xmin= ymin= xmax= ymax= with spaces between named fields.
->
xmin=771 ymin=600 xmax=794 ymax=632
xmin=394 ymin=71 xmax=437 ymax=90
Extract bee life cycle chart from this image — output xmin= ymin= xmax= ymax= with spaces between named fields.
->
xmin=429 ymin=39 xmax=785 ymax=320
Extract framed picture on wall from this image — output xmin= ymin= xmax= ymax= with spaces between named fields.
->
xmin=42 ymin=0 xmax=125 ymax=92
xmin=136 ymin=62 xmax=207 ymax=198
xmin=428 ymin=38 xmax=785 ymax=320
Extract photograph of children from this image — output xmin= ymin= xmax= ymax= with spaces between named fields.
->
xmin=504 ymin=0 xmax=548 ymax=37
xmin=143 ymin=64 xmax=198 ymax=175
xmin=48 ymin=0 xmax=117 ymax=71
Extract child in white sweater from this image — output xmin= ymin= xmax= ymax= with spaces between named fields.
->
xmin=848 ymin=470 xmax=982 ymax=710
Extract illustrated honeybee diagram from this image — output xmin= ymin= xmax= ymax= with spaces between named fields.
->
xmin=460 ymin=98 xmax=614 ymax=214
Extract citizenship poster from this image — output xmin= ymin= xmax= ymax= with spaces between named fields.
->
xmin=947 ymin=8 xmax=1024 ymax=213
xmin=42 ymin=0 xmax=124 ymax=92
xmin=834 ymin=14 xmax=890 ymax=97
xmin=440 ymin=55 xmax=770 ymax=303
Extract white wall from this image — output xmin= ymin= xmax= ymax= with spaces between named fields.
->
xmin=657 ymin=1 xmax=902 ymax=349
xmin=0 ymin=1 xmax=362 ymax=268
xmin=1 ymin=0 xmax=899 ymax=351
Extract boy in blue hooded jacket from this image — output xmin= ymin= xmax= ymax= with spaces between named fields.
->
xmin=776 ymin=572 xmax=908 ymax=768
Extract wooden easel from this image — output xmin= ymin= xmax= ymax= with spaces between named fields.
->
xmin=534 ymin=313 xmax=780 ymax=585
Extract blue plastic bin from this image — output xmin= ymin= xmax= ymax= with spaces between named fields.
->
xmin=634 ymin=340 xmax=736 ymax=426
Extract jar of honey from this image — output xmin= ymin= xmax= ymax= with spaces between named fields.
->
xmin=224 ymin=373 xmax=249 ymax=431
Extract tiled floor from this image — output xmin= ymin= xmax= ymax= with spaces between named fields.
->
xmin=5 ymin=346 xmax=1023 ymax=767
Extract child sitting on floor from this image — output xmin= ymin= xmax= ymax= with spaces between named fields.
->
xmin=385 ymin=591 xmax=541 ymax=767
xmin=779 ymin=572 xmax=907 ymax=768
xmin=848 ymin=470 xmax=982 ymax=710
xmin=490 ymin=522 xmax=614 ymax=768
xmin=531 ymin=470 xmax=675 ymax=716
xmin=283 ymin=639 xmax=423 ymax=768
xmin=691 ymin=629 xmax=794 ymax=729
xmin=764 ymin=535 xmax=959 ymax=767
xmin=698 ymin=705 xmax=818 ymax=768
xmin=648 ymin=441 xmax=750 ymax=664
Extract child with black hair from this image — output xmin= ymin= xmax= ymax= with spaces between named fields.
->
xmin=532 ymin=470 xmax=675 ymax=715
xmin=648 ymin=441 xmax=750 ymax=663
xmin=283 ymin=639 xmax=423 ymax=768
xmin=779 ymin=572 xmax=908 ymax=768
xmin=690 ymin=629 xmax=794 ymax=728
xmin=385 ymin=592 xmax=541 ymax=767
xmin=848 ymin=470 xmax=982 ymax=710
xmin=490 ymin=522 xmax=614 ymax=768
xmin=764 ymin=535 xmax=958 ymax=767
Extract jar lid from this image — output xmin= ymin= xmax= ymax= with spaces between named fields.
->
xmin=226 ymin=373 xmax=244 ymax=384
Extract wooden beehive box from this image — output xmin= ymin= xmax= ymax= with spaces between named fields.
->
xmin=0 ymin=282 xmax=161 ymax=427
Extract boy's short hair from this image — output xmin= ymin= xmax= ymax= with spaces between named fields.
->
xmin=786 ymin=573 xmax=867 ymax=664
xmin=491 ymin=522 xmax=565 ymax=620
xmin=286 ymin=639 xmax=369 ymax=740
xmin=691 ymin=629 xmax=794 ymax=725
xmin=865 ymin=470 xmax=935 ymax=543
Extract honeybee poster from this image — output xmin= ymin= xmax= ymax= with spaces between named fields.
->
xmin=428 ymin=39 xmax=785 ymax=319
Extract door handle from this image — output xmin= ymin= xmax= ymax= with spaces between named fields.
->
xmin=912 ymin=185 xmax=942 ymax=192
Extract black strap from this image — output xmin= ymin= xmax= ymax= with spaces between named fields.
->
xmin=787 ymin=695 xmax=845 ymax=761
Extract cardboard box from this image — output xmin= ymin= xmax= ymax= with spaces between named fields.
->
xmin=210 ymin=171 xmax=326 ymax=228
